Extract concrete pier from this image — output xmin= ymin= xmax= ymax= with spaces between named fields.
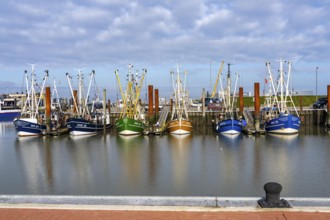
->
xmin=0 ymin=195 xmax=329 ymax=220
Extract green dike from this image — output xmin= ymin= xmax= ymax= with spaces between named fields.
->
xmin=239 ymin=95 xmax=323 ymax=108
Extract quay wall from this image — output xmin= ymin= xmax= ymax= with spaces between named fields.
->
xmin=1 ymin=195 xmax=330 ymax=208
xmin=109 ymin=109 xmax=328 ymax=129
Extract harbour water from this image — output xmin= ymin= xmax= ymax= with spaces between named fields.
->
xmin=0 ymin=122 xmax=329 ymax=197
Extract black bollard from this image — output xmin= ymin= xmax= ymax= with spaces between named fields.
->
xmin=258 ymin=182 xmax=291 ymax=208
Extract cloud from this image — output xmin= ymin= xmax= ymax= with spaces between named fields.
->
xmin=0 ymin=0 xmax=329 ymax=95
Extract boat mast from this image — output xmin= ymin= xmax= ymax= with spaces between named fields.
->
xmin=37 ymin=70 xmax=49 ymax=113
xmin=84 ymin=70 xmax=95 ymax=116
xmin=52 ymin=78 xmax=62 ymax=112
xmin=78 ymin=70 xmax=84 ymax=115
xmin=28 ymin=64 xmax=38 ymax=118
xmin=279 ymin=59 xmax=284 ymax=112
xmin=176 ymin=66 xmax=182 ymax=120
xmin=170 ymin=70 xmax=176 ymax=120
xmin=227 ymin=63 xmax=231 ymax=112
xmin=66 ymin=72 xmax=78 ymax=116
xmin=22 ymin=70 xmax=30 ymax=114
xmin=231 ymin=73 xmax=239 ymax=110
xmin=183 ymin=70 xmax=189 ymax=119
xmin=127 ymin=64 xmax=134 ymax=118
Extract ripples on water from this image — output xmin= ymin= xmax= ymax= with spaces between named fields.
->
xmin=0 ymin=122 xmax=329 ymax=197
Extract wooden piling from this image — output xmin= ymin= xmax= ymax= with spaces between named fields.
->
xmin=148 ymin=85 xmax=154 ymax=123
xmin=45 ymin=86 xmax=51 ymax=133
xmin=254 ymin=83 xmax=260 ymax=132
xmin=107 ymin=99 xmax=111 ymax=125
xmin=73 ymin=90 xmax=78 ymax=114
xmin=300 ymin=97 xmax=304 ymax=123
xmin=155 ymin=89 xmax=159 ymax=121
xmin=239 ymin=87 xmax=243 ymax=117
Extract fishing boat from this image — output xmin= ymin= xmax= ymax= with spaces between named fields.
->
xmin=215 ymin=63 xmax=245 ymax=135
xmin=167 ymin=66 xmax=193 ymax=135
xmin=0 ymin=97 xmax=21 ymax=121
xmin=13 ymin=65 xmax=48 ymax=136
xmin=66 ymin=70 xmax=111 ymax=136
xmin=262 ymin=59 xmax=301 ymax=134
xmin=114 ymin=65 xmax=146 ymax=135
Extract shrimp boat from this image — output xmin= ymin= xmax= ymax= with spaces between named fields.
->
xmin=215 ymin=63 xmax=245 ymax=135
xmin=114 ymin=65 xmax=146 ymax=135
xmin=262 ymin=59 xmax=301 ymax=134
xmin=66 ymin=70 xmax=111 ymax=136
xmin=0 ymin=97 xmax=21 ymax=121
xmin=167 ymin=66 xmax=193 ymax=135
xmin=13 ymin=65 xmax=48 ymax=136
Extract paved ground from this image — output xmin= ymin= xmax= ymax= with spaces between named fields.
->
xmin=1 ymin=205 xmax=330 ymax=220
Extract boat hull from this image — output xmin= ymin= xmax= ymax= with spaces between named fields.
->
xmin=168 ymin=119 xmax=193 ymax=135
xmin=115 ymin=117 xmax=144 ymax=135
xmin=13 ymin=118 xmax=45 ymax=136
xmin=67 ymin=118 xmax=111 ymax=136
xmin=216 ymin=118 xmax=243 ymax=135
xmin=0 ymin=110 xmax=21 ymax=122
xmin=264 ymin=114 xmax=301 ymax=134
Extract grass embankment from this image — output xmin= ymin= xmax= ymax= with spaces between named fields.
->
xmin=241 ymin=95 xmax=322 ymax=108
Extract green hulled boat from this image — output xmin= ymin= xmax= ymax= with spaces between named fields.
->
xmin=115 ymin=117 xmax=144 ymax=135
xmin=115 ymin=65 xmax=146 ymax=136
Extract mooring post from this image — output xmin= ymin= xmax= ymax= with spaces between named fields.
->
xmin=170 ymin=98 xmax=173 ymax=112
xmin=258 ymin=182 xmax=291 ymax=208
xmin=73 ymin=90 xmax=78 ymax=114
xmin=239 ymin=87 xmax=243 ymax=117
xmin=155 ymin=88 xmax=159 ymax=122
xmin=148 ymin=85 xmax=154 ymax=124
xmin=107 ymin=99 xmax=111 ymax=124
xmin=300 ymin=97 xmax=304 ymax=123
xmin=254 ymin=83 xmax=260 ymax=132
xmin=45 ymin=86 xmax=51 ymax=133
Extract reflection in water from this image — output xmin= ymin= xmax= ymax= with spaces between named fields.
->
xmin=217 ymin=133 xmax=243 ymax=148
xmin=1 ymin=123 xmax=330 ymax=197
xmin=115 ymin=135 xmax=145 ymax=193
xmin=169 ymin=134 xmax=192 ymax=193
xmin=15 ymin=136 xmax=54 ymax=194
xmin=0 ymin=122 xmax=15 ymax=136
xmin=267 ymin=133 xmax=299 ymax=142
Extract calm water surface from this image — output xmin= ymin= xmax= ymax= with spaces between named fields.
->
xmin=0 ymin=122 xmax=329 ymax=197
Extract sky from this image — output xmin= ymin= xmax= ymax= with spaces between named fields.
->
xmin=0 ymin=0 xmax=329 ymax=100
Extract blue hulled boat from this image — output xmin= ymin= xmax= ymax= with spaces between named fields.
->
xmin=13 ymin=65 xmax=49 ymax=137
xmin=216 ymin=118 xmax=244 ymax=135
xmin=262 ymin=59 xmax=301 ymax=134
xmin=13 ymin=118 xmax=46 ymax=136
xmin=66 ymin=70 xmax=111 ymax=136
xmin=0 ymin=98 xmax=21 ymax=122
xmin=67 ymin=117 xmax=111 ymax=136
xmin=214 ymin=63 xmax=245 ymax=135
xmin=264 ymin=113 xmax=301 ymax=134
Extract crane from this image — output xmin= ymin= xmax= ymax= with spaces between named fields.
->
xmin=211 ymin=61 xmax=225 ymax=98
